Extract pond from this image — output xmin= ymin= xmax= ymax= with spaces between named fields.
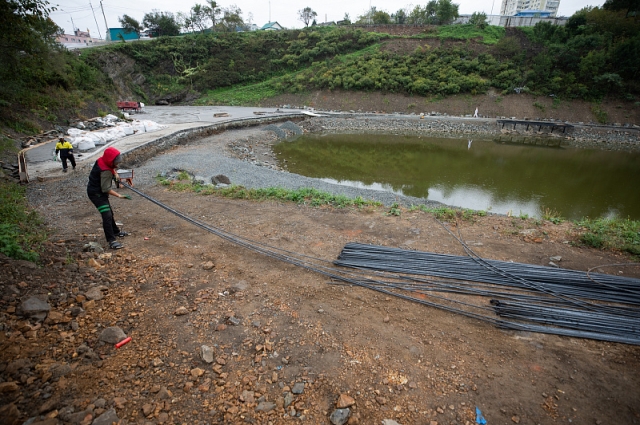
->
xmin=272 ymin=134 xmax=640 ymax=220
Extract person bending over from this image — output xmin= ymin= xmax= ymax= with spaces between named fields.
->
xmin=86 ymin=147 xmax=132 ymax=249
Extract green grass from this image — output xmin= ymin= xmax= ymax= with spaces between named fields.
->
xmin=591 ymin=103 xmax=609 ymax=124
xmin=576 ymin=217 xmax=640 ymax=256
xmin=435 ymin=24 xmax=505 ymax=45
xmin=197 ymin=80 xmax=280 ymax=106
xmin=541 ymin=207 xmax=565 ymax=224
xmin=408 ymin=205 xmax=487 ymax=221
xmin=157 ymin=176 xmax=381 ymax=208
xmin=386 ymin=202 xmax=401 ymax=216
xmin=0 ymin=180 xmax=46 ymax=261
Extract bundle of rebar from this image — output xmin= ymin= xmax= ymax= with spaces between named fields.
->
xmin=336 ymin=243 xmax=640 ymax=306
xmin=335 ymin=242 xmax=640 ymax=345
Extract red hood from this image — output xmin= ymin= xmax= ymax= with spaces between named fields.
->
xmin=97 ymin=147 xmax=120 ymax=173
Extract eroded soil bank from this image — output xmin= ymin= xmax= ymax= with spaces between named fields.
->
xmin=1 ymin=120 xmax=640 ymax=425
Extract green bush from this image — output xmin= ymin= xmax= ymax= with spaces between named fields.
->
xmin=576 ymin=217 xmax=640 ymax=255
xmin=0 ymin=181 xmax=46 ymax=261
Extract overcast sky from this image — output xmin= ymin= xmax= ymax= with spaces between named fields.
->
xmin=50 ymin=0 xmax=604 ymax=39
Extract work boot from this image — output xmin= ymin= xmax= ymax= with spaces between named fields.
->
xmin=63 ymin=168 xmax=67 ymax=173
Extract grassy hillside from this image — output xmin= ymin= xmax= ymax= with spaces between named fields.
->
xmin=1 ymin=6 xmax=639 ymax=136
xmin=84 ymin=17 xmax=636 ymax=108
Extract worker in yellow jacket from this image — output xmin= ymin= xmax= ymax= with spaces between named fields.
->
xmin=54 ymin=137 xmax=76 ymax=173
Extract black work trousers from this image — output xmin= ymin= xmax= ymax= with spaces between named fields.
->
xmin=88 ymin=193 xmax=120 ymax=243
xmin=61 ymin=154 xmax=76 ymax=170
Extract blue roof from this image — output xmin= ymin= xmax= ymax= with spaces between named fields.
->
xmin=260 ymin=22 xmax=282 ymax=30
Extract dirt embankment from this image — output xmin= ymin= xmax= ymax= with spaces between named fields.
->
xmin=1 ymin=125 xmax=640 ymax=425
xmin=260 ymin=90 xmax=640 ymax=127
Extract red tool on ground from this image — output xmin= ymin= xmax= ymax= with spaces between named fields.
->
xmin=115 ymin=337 xmax=132 ymax=348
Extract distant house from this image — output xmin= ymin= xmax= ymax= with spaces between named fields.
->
xmin=107 ymin=28 xmax=140 ymax=41
xmin=56 ymin=29 xmax=101 ymax=49
xmin=336 ymin=20 xmax=350 ymax=25
xmin=260 ymin=22 xmax=284 ymax=31
xmin=317 ymin=21 xmax=336 ymax=27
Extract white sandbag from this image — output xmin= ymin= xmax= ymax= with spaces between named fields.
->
xmin=119 ymin=124 xmax=134 ymax=135
xmin=76 ymin=137 xmax=96 ymax=151
xmin=142 ymin=120 xmax=162 ymax=131
xmin=103 ymin=114 xmax=119 ymax=122
xmin=92 ymin=132 xmax=108 ymax=145
xmin=131 ymin=121 xmax=147 ymax=133
xmin=110 ymin=126 xmax=127 ymax=139
xmin=67 ymin=128 xmax=85 ymax=136
xmin=84 ymin=132 xmax=101 ymax=143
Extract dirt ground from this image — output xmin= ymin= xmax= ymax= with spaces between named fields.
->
xmin=261 ymin=90 xmax=640 ymax=127
xmin=1 ymin=128 xmax=640 ymax=425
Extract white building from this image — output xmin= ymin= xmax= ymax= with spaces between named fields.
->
xmin=500 ymin=0 xmax=560 ymax=17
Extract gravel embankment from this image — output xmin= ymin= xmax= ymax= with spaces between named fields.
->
xmin=301 ymin=116 xmax=501 ymax=137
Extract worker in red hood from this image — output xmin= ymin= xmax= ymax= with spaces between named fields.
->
xmin=86 ymin=147 xmax=132 ymax=249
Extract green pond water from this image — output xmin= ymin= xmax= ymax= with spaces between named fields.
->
xmin=272 ymin=134 xmax=640 ymax=220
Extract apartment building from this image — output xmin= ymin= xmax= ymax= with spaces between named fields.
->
xmin=500 ymin=0 xmax=560 ymax=17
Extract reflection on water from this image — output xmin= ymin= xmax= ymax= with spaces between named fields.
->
xmin=273 ymin=134 xmax=640 ymax=220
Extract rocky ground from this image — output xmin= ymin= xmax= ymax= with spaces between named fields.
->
xmin=2 ymin=123 xmax=640 ymax=425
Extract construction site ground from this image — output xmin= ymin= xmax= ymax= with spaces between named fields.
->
xmin=2 ymin=116 xmax=640 ymax=425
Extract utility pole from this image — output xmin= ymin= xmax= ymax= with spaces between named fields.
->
xmin=70 ymin=15 xmax=77 ymax=34
xmin=269 ymin=0 xmax=271 ymax=23
xmin=89 ymin=2 xmax=103 ymax=39
xmin=100 ymin=0 xmax=110 ymax=41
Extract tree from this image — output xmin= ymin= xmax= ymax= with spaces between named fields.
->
xmin=119 ymin=14 xmax=142 ymax=37
xmin=406 ymin=0 xmax=458 ymax=25
xmin=341 ymin=13 xmax=351 ymax=24
xmin=0 ymin=0 xmax=61 ymax=72
xmin=298 ymin=7 xmax=317 ymax=27
xmin=205 ymin=1 xmax=221 ymax=28
xmin=435 ymin=0 xmax=459 ymax=25
xmin=603 ymin=0 xmax=640 ymax=15
xmin=143 ymin=10 xmax=181 ymax=37
xmin=218 ymin=5 xmax=243 ymax=32
xmin=468 ymin=11 xmax=487 ymax=28
xmin=394 ymin=9 xmax=407 ymax=24
xmin=372 ymin=9 xmax=392 ymax=24
xmin=357 ymin=7 xmax=390 ymax=24
xmin=189 ymin=4 xmax=211 ymax=32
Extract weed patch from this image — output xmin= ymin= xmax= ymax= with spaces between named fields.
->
xmin=541 ymin=207 xmax=564 ymax=224
xmin=156 ymin=176 xmax=381 ymax=209
xmin=576 ymin=217 xmax=640 ymax=256
xmin=0 ymin=181 xmax=46 ymax=261
xmin=411 ymin=205 xmax=486 ymax=221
